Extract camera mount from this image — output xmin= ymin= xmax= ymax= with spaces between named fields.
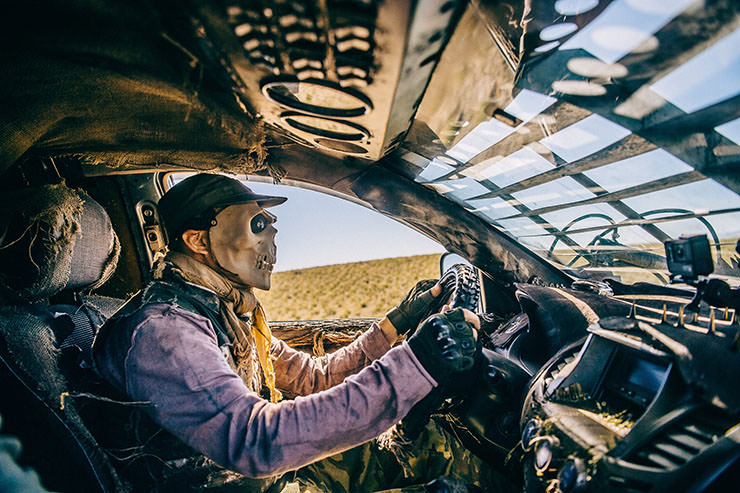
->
xmin=666 ymin=234 xmax=740 ymax=312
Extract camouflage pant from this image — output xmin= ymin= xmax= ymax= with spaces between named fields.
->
xmin=290 ymin=419 xmax=517 ymax=493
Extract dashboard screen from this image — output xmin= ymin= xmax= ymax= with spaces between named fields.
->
xmin=603 ymin=350 xmax=669 ymax=407
xmin=622 ymin=356 xmax=667 ymax=394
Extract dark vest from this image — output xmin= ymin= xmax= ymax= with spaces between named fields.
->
xmin=82 ymin=279 xmax=283 ymax=492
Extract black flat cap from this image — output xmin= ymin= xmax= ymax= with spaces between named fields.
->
xmin=159 ymin=174 xmax=287 ymax=239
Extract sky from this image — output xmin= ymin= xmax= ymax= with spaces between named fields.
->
xmin=241 ymin=179 xmax=445 ymax=272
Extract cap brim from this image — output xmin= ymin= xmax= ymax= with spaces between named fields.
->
xmin=215 ymin=191 xmax=287 ymax=209
xmin=255 ymin=196 xmax=287 ymax=208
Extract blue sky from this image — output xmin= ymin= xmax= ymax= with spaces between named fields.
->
xmin=244 ymin=180 xmax=445 ymax=271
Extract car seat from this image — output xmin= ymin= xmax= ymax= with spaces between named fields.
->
xmin=0 ymin=182 xmax=125 ymax=492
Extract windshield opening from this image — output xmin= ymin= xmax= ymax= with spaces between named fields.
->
xmin=392 ymin=2 xmax=740 ymax=287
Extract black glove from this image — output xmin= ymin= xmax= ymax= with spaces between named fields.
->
xmin=407 ymin=308 xmax=477 ymax=385
xmin=386 ymin=279 xmax=448 ymax=336
xmin=477 ymin=312 xmax=503 ymax=338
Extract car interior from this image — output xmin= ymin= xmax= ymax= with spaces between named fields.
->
xmin=1 ymin=0 xmax=739 ymax=491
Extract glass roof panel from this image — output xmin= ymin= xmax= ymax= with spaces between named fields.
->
xmin=415 ymin=158 xmax=455 ymax=182
xmin=494 ymin=217 xmax=558 ymax=251
xmin=436 ymin=177 xmax=493 ymax=201
xmin=650 ymin=27 xmax=740 ymax=114
xmin=510 ymin=176 xmax=594 ymax=211
xmin=582 ymin=149 xmax=693 ymax=192
xmin=445 ymin=89 xmax=557 ymax=163
xmin=540 ymin=203 xmax=625 ymax=230
xmin=540 ymin=114 xmax=631 ymax=163
xmin=622 ymin=180 xmax=740 ymax=215
xmin=504 ymin=89 xmax=558 ymax=122
xmin=540 ymin=204 xmax=656 ymax=247
xmin=716 ymin=117 xmax=740 ymax=145
xmin=647 ymin=212 xmax=740 ymax=245
xmin=445 ymin=119 xmax=515 ymax=163
xmin=400 ymin=151 xmax=430 ymax=169
xmin=466 ymin=197 xmax=520 ymax=221
xmin=559 ymin=0 xmax=693 ymax=64
xmin=462 ymin=146 xmax=554 ymax=186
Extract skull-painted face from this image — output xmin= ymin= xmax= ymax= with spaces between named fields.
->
xmin=208 ymin=203 xmax=277 ymax=290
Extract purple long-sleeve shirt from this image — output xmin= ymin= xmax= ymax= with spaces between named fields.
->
xmin=94 ymin=302 xmax=437 ymax=479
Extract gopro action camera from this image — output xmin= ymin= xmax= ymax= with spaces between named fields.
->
xmin=664 ymin=234 xmax=713 ymax=279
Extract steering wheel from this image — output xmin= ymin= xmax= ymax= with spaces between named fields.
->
xmin=400 ymin=264 xmax=532 ymax=467
xmin=399 ymin=265 xmax=524 ymax=430
xmin=438 ymin=263 xmax=481 ymax=312
xmin=392 ymin=264 xmax=480 ymax=435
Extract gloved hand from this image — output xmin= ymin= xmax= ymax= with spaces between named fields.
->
xmin=407 ymin=308 xmax=478 ymax=385
xmin=386 ymin=279 xmax=449 ymax=336
xmin=477 ymin=312 xmax=503 ymax=337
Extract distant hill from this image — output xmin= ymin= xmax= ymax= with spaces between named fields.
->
xmin=256 ymin=254 xmax=440 ymax=321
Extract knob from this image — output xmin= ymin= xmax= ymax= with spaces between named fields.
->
xmin=533 ymin=436 xmax=560 ymax=473
xmin=558 ymin=457 xmax=588 ymax=491
xmin=521 ymin=418 xmax=541 ymax=450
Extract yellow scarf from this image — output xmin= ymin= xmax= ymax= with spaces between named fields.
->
xmin=158 ymin=252 xmax=282 ymax=402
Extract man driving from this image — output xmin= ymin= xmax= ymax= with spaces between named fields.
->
xmin=92 ymin=173 xmax=487 ymax=492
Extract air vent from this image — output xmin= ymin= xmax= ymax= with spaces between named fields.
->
xmin=543 ymin=350 xmax=579 ymax=388
xmin=627 ymin=408 xmax=731 ymax=470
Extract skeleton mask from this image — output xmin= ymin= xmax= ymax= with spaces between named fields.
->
xmin=208 ymin=203 xmax=277 ymax=290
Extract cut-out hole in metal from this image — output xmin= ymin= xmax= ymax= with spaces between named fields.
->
xmin=262 ymin=78 xmax=373 ymax=117
xmin=539 ymin=23 xmax=578 ymax=41
xmin=440 ymin=1 xmax=457 ymax=14
xmin=419 ymin=51 xmax=441 ymax=67
xmin=314 ymin=138 xmax=368 ymax=154
xmin=534 ymin=41 xmax=560 ymax=53
xmin=428 ymin=30 xmax=444 ymax=43
xmin=281 ymin=112 xmax=370 ymax=141
xmin=555 ymin=0 xmax=598 ymax=16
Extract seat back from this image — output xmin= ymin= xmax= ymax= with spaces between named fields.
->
xmin=0 ymin=182 xmax=125 ymax=492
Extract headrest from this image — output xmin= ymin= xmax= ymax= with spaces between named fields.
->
xmin=0 ymin=183 xmax=120 ymax=302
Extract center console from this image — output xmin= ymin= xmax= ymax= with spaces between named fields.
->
xmin=520 ymin=313 xmax=740 ymax=492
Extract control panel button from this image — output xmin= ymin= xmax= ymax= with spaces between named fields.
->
xmin=534 ymin=436 xmax=560 ymax=473
xmin=522 ymin=418 xmax=542 ymax=450
xmin=558 ymin=457 xmax=588 ymax=491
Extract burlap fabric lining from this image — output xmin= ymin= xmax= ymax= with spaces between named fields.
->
xmin=0 ymin=306 xmax=125 ymax=489
xmin=0 ymin=183 xmax=120 ymax=302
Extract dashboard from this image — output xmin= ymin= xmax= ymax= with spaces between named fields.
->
xmin=517 ymin=312 xmax=740 ymax=492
